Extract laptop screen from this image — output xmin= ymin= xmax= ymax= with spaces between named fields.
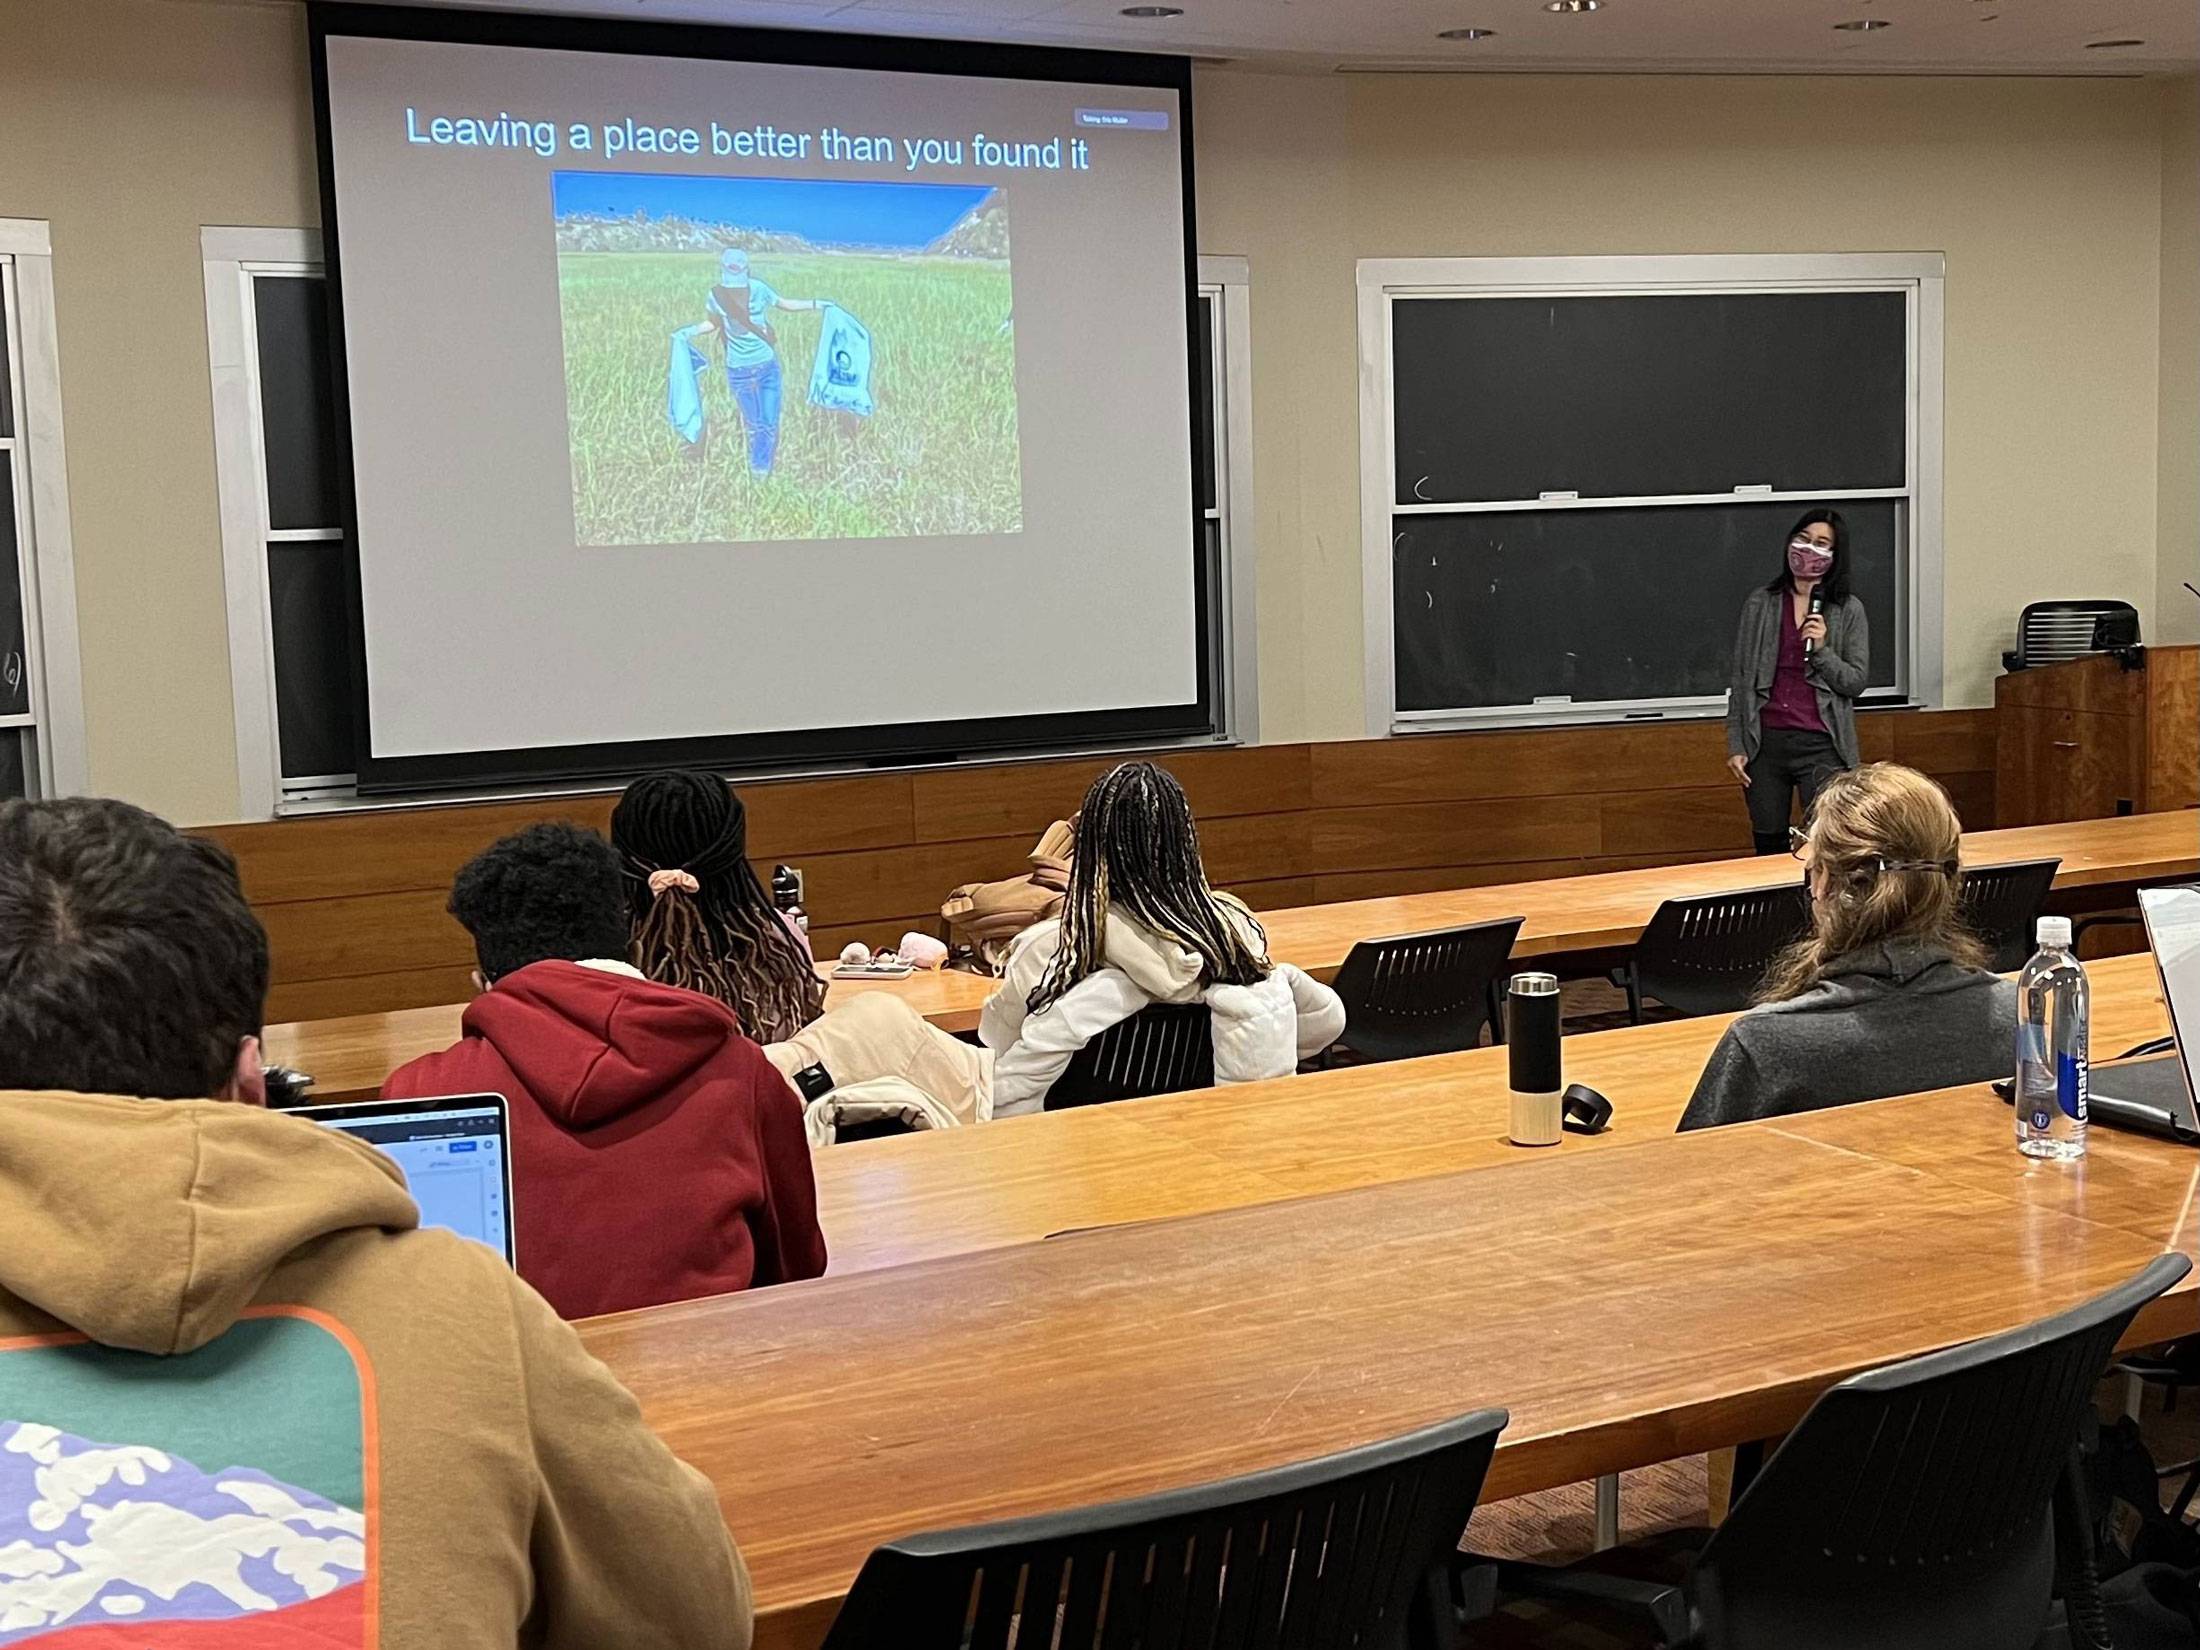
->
xmin=2139 ymin=885 xmax=2200 ymax=1111
xmin=296 ymin=1097 xmax=515 ymax=1264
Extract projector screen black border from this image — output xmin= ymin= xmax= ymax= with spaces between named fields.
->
xmin=306 ymin=1 xmax=1212 ymax=794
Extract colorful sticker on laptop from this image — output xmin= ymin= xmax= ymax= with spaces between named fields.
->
xmin=0 ymin=1307 xmax=376 ymax=1645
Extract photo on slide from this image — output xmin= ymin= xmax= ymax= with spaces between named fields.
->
xmin=554 ymin=170 xmax=1023 ymax=545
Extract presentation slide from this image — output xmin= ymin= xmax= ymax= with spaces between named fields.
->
xmin=316 ymin=18 xmax=1201 ymax=780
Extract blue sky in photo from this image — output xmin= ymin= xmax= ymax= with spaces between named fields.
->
xmin=552 ymin=171 xmax=996 ymax=250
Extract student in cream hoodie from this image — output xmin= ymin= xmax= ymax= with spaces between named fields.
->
xmin=981 ymin=761 xmax=1345 ymax=1116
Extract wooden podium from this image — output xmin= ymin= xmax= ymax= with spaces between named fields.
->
xmin=1995 ymin=644 xmax=2198 ymax=827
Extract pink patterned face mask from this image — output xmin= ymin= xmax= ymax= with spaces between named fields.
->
xmin=1787 ymin=539 xmax=1834 ymax=580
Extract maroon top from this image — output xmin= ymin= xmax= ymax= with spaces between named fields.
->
xmin=383 ymin=960 xmax=827 ymax=1319
xmin=1762 ymin=594 xmax=1828 ymax=734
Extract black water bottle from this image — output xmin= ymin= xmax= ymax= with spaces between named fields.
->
xmin=1507 ymin=971 xmax=1563 ymax=1146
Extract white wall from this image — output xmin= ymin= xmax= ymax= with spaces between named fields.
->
xmin=0 ymin=0 xmax=2188 ymax=816
xmin=2160 ymin=75 xmax=2199 ymax=645
xmin=1196 ymin=69 xmax=2176 ymax=738
xmin=0 ymin=0 xmax=318 ymax=822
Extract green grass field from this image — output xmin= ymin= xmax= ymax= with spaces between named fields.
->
xmin=558 ymin=250 xmax=1022 ymax=545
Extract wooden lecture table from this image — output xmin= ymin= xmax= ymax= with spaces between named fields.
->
xmin=266 ymin=810 xmax=2195 ymax=1102
xmin=811 ymin=949 xmax=2170 ymax=1276
xmin=577 ymin=999 xmax=2200 ymax=1650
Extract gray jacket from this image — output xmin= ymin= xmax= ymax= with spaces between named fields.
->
xmin=1678 ymin=938 xmax=2016 ymax=1132
xmin=1725 ymin=585 xmax=1869 ymax=769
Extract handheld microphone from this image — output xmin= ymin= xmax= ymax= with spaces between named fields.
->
xmin=1803 ymin=587 xmax=1825 ymax=657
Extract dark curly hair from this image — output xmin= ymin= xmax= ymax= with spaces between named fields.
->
xmin=448 ymin=822 xmax=632 ymax=984
xmin=0 ymin=797 xmax=270 ymax=1099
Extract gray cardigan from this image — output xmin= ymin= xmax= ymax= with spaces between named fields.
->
xmin=1678 ymin=938 xmax=2017 ymax=1132
xmin=1725 ymin=585 xmax=1869 ymax=769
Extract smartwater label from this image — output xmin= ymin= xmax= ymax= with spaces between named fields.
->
xmin=2057 ymin=1050 xmax=2089 ymax=1121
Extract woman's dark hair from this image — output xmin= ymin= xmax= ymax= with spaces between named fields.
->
xmin=1027 ymin=761 xmax=1272 ymax=1016
xmin=609 ymin=770 xmax=824 ymax=1043
xmin=0 ymin=797 xmax=270 ymax=1099
xmin=1765 ymin=507 xmax=1852 ymax=604
xmin=448 ymin=822 xmax=631 ymax=984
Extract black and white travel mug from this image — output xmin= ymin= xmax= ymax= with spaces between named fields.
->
xmin=1507 ymin=972 xmax=1563 ymax=1146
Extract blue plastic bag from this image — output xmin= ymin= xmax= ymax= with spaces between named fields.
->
xmin=666 ymin=323 xmax=710 ymax=446
xmin=808 ymin=305 xmax=875 ymax=418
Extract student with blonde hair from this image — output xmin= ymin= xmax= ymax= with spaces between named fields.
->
xmin=1679 ymin=762 xmax=2015 ymax=1131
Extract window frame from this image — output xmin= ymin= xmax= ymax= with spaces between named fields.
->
xmin=0 ymin=218 xmax=89 ymax=799
xmin=1355 ymin=252 xmax=1946 ymax=737
xmin=205 ymin=227 xmax=353 ymax=818
xmin=1200 ymin=255 xmax=1259 ymax=747
xmin=208 ymin=232 xmax=1259 ymax=818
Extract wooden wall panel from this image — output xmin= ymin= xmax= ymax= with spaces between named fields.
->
xmin=1888 ymin=707 xmax=1997 ymax=774
xmin=2145 ymin=647 xmax=2199 ymax=812
xmin=1308 ymin=797 xmax=1601 ymax=874
xmin=1597 ymin=787 xmax=1755 ymax=857
xmin=212 ymin=710 xmax=2009 ymax=1021
xmin=268 ymin=965 xmax=480 ymax=1027
xmin=1308 ymin=720 xmax=1729 ymax=808
xmin=259 ymin=890 xmax=470 ymax=986
xmin=910 ymin=743 xmax=1311 ymax=843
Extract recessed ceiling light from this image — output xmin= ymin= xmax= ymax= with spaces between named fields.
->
xmin=2084 ymin=37 xmax=2146 ymax=48
xmin=1438 ymin=26 xmax=1497 ymax=39
xmin=1544 ymin=0 xmax=1599 ymax=12
xmin=1833 ymin=18 xmax=1891 ymax=29
xmin=1118 ymin=5 xmax=1182 ymax=15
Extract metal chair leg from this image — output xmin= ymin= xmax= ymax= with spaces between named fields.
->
xmin=1594 ymin=1473 xmax=1621 ymax=1551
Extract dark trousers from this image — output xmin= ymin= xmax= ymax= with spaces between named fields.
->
xmin=1746 ymin=726 xmax=1846 ymax=854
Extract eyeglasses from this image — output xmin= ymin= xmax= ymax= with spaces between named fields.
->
xmin=1788 ymin=536 xmax=1835 ymax=553
xmin=1788 ymin=825 xmax=1810 ymax=860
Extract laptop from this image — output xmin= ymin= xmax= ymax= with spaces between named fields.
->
xmin=2085 ymin=886 xmax=2200 ymax=1144
xmin=292 ymin=1095 xmax=517 ymax=1264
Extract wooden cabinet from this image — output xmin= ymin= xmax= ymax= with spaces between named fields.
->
xmin=1994 ymin=645 xmax=2198 ymax=827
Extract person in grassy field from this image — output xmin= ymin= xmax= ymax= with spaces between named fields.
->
xmin=705 ymin=246 xmax=830 ymax=474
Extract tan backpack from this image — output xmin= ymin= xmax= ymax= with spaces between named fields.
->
xmin=940 ymin=818 xmax=1074 ymax=973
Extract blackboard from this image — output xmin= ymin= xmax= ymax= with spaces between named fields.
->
xmin=1391 ymin=291 xmax=1907 ymax=505
xmin=252 ymin=276 xmax=343 ymax=533
xmin=1392 ymin=499 xmax=1900 ymax=712
xmin=268 ymin=541 xmax=357 ymax=780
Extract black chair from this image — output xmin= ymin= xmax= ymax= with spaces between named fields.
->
xmin=820 ymin=1406 xmax=1509 ymax=1650
xmin=1621 ymin=886 xmax=1810 ymax=1022
xmin=1044 ymin=1002 xmax=1214 ymax=1110
xmin=1959 ymin=857 xmax=2062 ymax=973
xmin=2004 ymin=599 xmax=2142 ymax=672
xmin=1468 ymin=1253 xmax=2190 ymax=1650
xmin=1325 ymin=917 xmax=1525 ymax=1064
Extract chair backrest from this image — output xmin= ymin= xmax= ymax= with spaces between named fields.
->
xmin=1045 ymin=1002 xmax=1215 ymax=1111
xmin=1329 ymin=918 xmax=1525 ymax=1063
xmin=1693 ymin=1253 xmax=2191 ymax=1650
xmin=820 ymin=1406 xmax=1509 ymax=1650
xmin=1632 ymin=885 xmax=1811 ymax=1017
xmin=2018 ymin=600 xmax=2141 ymax=669
xmin=1958 ymin=858 xmax=2062 ymax=973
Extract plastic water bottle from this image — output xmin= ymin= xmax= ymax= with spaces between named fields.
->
xmin=2015 ymin=916 xmax=2088 ymax=1160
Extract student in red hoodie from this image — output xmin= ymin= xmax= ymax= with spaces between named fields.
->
xmin=383 ymin=822 xmax=826 ymax=1318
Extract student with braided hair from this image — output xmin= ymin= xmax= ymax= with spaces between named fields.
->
xmin=611 ymin=770 xmax=991 ymax=1134
xmin=979 ymin=761 xmax=1344 ymax=1116
xmin=613 ymin=768 xmax=824 ymax=1044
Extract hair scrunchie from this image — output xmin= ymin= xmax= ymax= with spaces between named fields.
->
xmin=648 ymin=868 xmax=702 ymax=898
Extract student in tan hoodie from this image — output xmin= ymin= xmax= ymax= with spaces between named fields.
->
xmin=0 ymin=797 xmax=751 ymax=1649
